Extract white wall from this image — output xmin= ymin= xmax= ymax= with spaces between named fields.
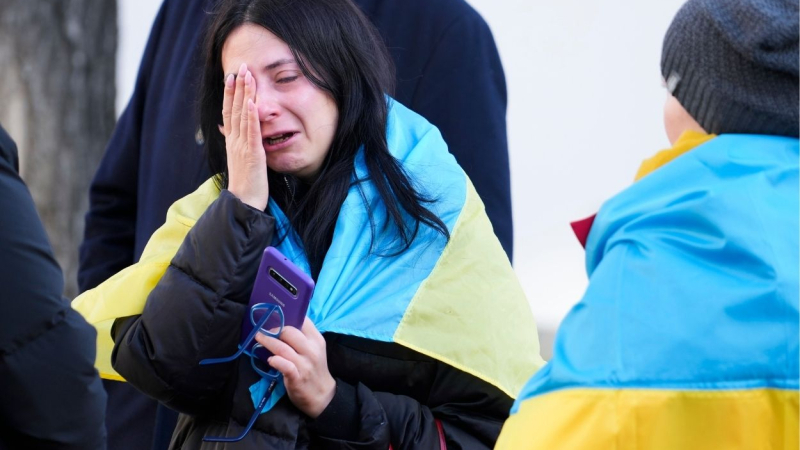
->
xmin=117 ymin=0 xmax=687 ymax=356
xmin=465 ymin=0 xmax=687 ymax=351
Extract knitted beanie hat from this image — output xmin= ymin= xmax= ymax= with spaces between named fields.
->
xmin=661 ymin=0 xmax=799 ymax=137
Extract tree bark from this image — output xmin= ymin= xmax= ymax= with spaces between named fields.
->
xmin=0 ymin=0 xmax=117 ymax=298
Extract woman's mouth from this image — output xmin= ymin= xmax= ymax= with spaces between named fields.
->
xmin=265 ymin=132 xmax=294 ymax=145
xmin=262 ymin=132 xmax=297 ymax=151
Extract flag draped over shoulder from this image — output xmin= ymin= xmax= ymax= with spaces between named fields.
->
xmin=496 ymin=133 xmax=800 ymax=449
xmin=72 ymin=99 xmax=544 ymax=401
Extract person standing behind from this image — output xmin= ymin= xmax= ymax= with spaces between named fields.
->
xmin=0 ymin=124 xmax=107 ymax=449
xmin=496 ymin=0 xmax=799 ymax=448
xmin=78 ymin=0 xmax=513 ymax=449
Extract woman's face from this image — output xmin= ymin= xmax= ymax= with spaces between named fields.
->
xmin=221 ymin=24 xmax=338 ymax=181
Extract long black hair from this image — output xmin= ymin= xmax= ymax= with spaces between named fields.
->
xmin=199 ymin=0 xmax=449 ymax=278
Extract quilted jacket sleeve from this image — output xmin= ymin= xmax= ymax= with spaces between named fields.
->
xmin=112 ymin=190 xmax=274 ymax=415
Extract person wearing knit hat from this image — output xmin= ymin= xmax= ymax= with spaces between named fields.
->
xmin=661 ymin=0 xmax=799 ymax=139
xmin=496 ymin=0 xmax=799 ymax=448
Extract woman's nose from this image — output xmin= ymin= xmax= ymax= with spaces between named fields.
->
xmin=254 ymin=91 xmax=280 ymax=121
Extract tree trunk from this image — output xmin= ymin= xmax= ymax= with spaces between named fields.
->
xmin=0 ymin=0 xmax=117 ymax=298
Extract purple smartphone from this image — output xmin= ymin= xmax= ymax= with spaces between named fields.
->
xmin=241 ymin=247 xmax=314 ymax=362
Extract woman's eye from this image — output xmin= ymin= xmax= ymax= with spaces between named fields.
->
xmin=276 ymin=75 xmax=299 ymax=84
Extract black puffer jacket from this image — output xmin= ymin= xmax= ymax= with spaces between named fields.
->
xmin=112 ymin=191 xmax=512 ymax=449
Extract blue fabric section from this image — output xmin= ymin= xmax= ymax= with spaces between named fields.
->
xmin=249 ymin=375 xmax=287 ymax=414
xmin=512 ymin=134 xmax=799 ymax=414
xmin=252 ymin=98 xmax=467 ymax=410
xmin=268 ymin=99 xmax=465 ymax=340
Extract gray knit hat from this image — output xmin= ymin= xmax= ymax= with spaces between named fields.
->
xmin=661 ymin=0 xmax=799 ymax=137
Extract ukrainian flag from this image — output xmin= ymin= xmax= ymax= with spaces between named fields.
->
xmin=496 ymin=133 xmax=799 ymax=449
xmin=72 ymin=99 xmax=545 ymax=403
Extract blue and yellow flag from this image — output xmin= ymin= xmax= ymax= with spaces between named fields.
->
xmin=72 ymin=99 xmax=544 ymax=402
xmin=496 ymin=133 xmax=800 ymax=449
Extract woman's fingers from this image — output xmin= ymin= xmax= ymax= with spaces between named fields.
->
xmin=255 ymin=331 xmax=299 ymax=363
xmin=255 ymin=320 xmax=335 ymax=418
xmin=221 ymin=73 xmax=234 ymax=137
xmin=279 ymin=326 xmax=314 ymax=357
xmin=254 ymin=326 xmax=315 ymax=371
xmin=301 ymin=318 xmax=326 ymax=347
xmin=247 ymin=99 xmax=261 ymax=153
xmin=267 ymin=355 xmax=300 ymax=381
xmin=230 ymin=63 xmax=247 ymax=137
xmin=241 ymin=70 xmax=256 ymax=139
xmin=223 ymin=63 xmax=268 ymax=210
xmin=241 ymin=92 xmax=249 ymax=144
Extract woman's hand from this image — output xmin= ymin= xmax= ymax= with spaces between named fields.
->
xmin=254 ymin=318 xmax=336 ymax=419
xmin=221 ymin=63 xmax=269 ymax=211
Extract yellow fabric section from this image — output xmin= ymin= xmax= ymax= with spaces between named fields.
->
xmin=495 ymin=388 xmax=799 ymax=450
xmin=72 ymin=178 xmax=221 ymax=380
xmin=634 ymin=130 xmax=715 ymax=181
xmin=74 ymin=175 xmax=543 ymax=390
xmin=394 ymin=178 xmax=544 ymax=399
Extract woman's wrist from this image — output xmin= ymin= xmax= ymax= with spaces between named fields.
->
xmin=305 ymin=374 xmax=337 ymax=419
xmin=227 ymin=186 xmax=268 ymax=211
xmin=308 ymin=380 xmax=360 ymax=439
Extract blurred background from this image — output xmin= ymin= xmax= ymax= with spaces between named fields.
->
xmin=0 ymin=0 xmax=686 ymax=358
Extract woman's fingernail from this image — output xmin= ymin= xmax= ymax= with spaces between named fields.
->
xmin=245 ymin=71 xmax=252 ymax=86
xmin=225 ymin=74 xmax=234 ymax=87
xmin=239 ymin=63 xmax=247 ymax=76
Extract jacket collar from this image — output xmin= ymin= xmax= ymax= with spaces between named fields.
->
xmin=634 ymin=130 xmax=715 ymax=181
xmin=571 ymin=130 xmax=716 ymax=248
